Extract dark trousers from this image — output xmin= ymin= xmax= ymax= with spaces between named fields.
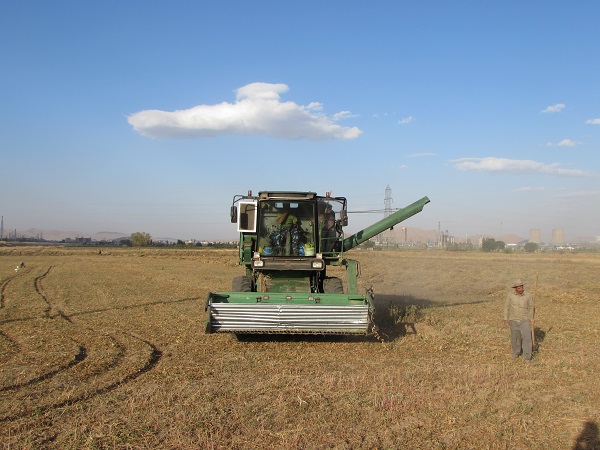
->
xmin=509 ymin=320 xmax=532 ymax=360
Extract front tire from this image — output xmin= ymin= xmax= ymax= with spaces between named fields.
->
xmin=232 ymin=275 xmax=252 ymax=292
xmin=323 ymin=277 xmax=344 ymax=294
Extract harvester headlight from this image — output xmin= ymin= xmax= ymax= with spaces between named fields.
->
xmin=311 ymin=260 xmax=324 ymax=269
xmin=252 ymin=260 xmax=265 ymax=268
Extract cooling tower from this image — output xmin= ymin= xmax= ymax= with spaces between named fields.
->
xmin=551 ymin=228 xmax=565 ymax=245
xmin=529 ymin=229 xmax=541 ymax=244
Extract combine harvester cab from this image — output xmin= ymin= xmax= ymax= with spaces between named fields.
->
xmin=205 ymin=191 xmax=430 ymax=335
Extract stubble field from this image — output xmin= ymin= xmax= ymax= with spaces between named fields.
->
xmin=0 ymin=246 xmax=598 ymax=449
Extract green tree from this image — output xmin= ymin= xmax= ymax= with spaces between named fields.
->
xmin=482 ymin=238 xmax=505 ymax=252
xmin=481 ymin=238 xmax=497 ymax=252
xmin=130 ymin=232 xmax=152 ymax=247
xmin=524 ymin=242 xmax=539 ymax=253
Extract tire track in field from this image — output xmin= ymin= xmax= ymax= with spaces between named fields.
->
xmin=0 ymin=296 xmax=199 ymax=326
xmin=0 ymin=334 xmax=162 ymax=423
xmin=0 ymin=267 xmax=32 ymax=309
xmin=0 ymin=266 xmax=91 ymax=399
xmin=0 ymin=329 xmax=20 ymax=364
xmin=0 ymin=265 xmax=163 ymax=423
xmin=34 ymin=266 xmax=73 ymax=323
xmin=0 ymin=341 xmax=87 ymax=393
xmin=70 ymin=296 xmax=200 ymax=318
xmin=1 ymin=268 xmax=50 ymax=365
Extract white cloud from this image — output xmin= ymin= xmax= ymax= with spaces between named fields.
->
xmin=586 ymin=118 xmax=600 ymax=124
xmin=546 ymin=138 xmax=580 ymax=147
xmin=398 ymin=116 xmax=414 ymax=125
xmin=558 ymin=190 xmax=600 ymax=199
xmin=541 ymin=103 xmax=566 ymax=113
xmin=516 ymin=186 xmax=545 ymax=192
xmin=407 ymin=152 xmax=435 ymax=157
xmin=128 ymin=82 xmax=362 ymax=140
xmin=450 ymin=157 xmax=590 ymax=176
xmin=332 ymin=111 xmax=358 ymax=121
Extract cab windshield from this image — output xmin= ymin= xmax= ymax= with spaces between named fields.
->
xmin=257 ymin=201 xmax=315 ymax=256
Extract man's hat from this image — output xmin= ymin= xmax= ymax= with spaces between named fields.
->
xmin=512 ymin=279 xmax=525 ymax=288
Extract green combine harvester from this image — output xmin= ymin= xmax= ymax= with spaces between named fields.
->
xmin=205 ymin=191 xmax=430 ymax=335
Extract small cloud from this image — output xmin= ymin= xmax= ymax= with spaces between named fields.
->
xmin=332 ymin=111 xmax=358 ymax=121
xmin=516 ymin=186 xmax=545 ymax=192
xmin=398 ymin=164 xmax=409 ymax=169
xmin=128 ymin=82 xmax=362 ymax=141
xmin=541 ymin=103 xmax=566 ymax=113
xmin=558 ymin=190 xmax=600 ymax=198
xmin=450 ymin=157 xmax=590 ymax=177
xmin=407 ymin=152 xmax=435 ymax=157
xmin=546 ymin=138 xmax=580 ymax=147
xmin=586 ymin=118 xmax=600 ymax=124
xmin=398 ymin=116 xmax=414 ymax=125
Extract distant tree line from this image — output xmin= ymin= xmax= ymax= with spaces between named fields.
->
xmin=523 ymin=242 xmax=539 ymax=252
xmin=124 ymin=232 xmax=236 ymax=248
xmin=130 ymin=232 xmax=152 ymax=247
xmin=481 ymin=238 xmax=506 ymax=252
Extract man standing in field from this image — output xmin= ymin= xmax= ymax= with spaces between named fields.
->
xmin=504 ymin=279 xmax=533 ymax=362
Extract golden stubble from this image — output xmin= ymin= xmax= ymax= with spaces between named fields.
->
xmin=1 ymin=246 xmax=598 ymax=449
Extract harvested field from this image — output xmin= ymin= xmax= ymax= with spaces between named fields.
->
xmin=1 ymin=246 xmax=599 ymax=449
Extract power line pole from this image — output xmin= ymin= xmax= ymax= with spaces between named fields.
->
xmin=384 ymin=185 xmax=393 ymax=218
xmin=383 ymin=185 xmax=394 ymax=245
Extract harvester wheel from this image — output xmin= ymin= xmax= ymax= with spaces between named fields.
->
xmin=232 ymin=275 xmax=252 ymax=292
xmin=323 ymin=277 xmax=344 ymax=294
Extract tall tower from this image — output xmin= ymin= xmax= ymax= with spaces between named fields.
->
xmin=529 ymin=228 xmax=541 ymax=244
xmin=384 ymin=185 xmax=393 ymax=217
xmin=382 ymin=185 xmax=394 ymax=244
xmin=551 ymin=228 xmax=565 ymax=245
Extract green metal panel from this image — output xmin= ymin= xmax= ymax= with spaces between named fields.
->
xmin=346 ymin=259 xmax=359 ymax=294
xmin=206 ymin=292 xmax=372 ymax=334
xmin=208 ymin=291 xmax=368 ymax=305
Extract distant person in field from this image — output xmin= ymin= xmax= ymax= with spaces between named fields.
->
xmin=504 ymin=279 xmax=533 ymax=361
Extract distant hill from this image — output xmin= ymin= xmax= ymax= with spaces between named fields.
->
xmin=16 ymin=229 xmax=186 ymax=244
xmin=497 ymin=234 xmax=526 ymax=245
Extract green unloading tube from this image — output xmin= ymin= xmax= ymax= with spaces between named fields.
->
xmin=342 ymin=196 xmax=430 ymax=252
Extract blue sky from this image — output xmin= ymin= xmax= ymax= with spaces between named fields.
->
xmin=1 ymin=1 xmax=599 ymax=243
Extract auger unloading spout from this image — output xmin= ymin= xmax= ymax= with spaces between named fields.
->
xmin=342 ymin=196 xmax=430 ymax=252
